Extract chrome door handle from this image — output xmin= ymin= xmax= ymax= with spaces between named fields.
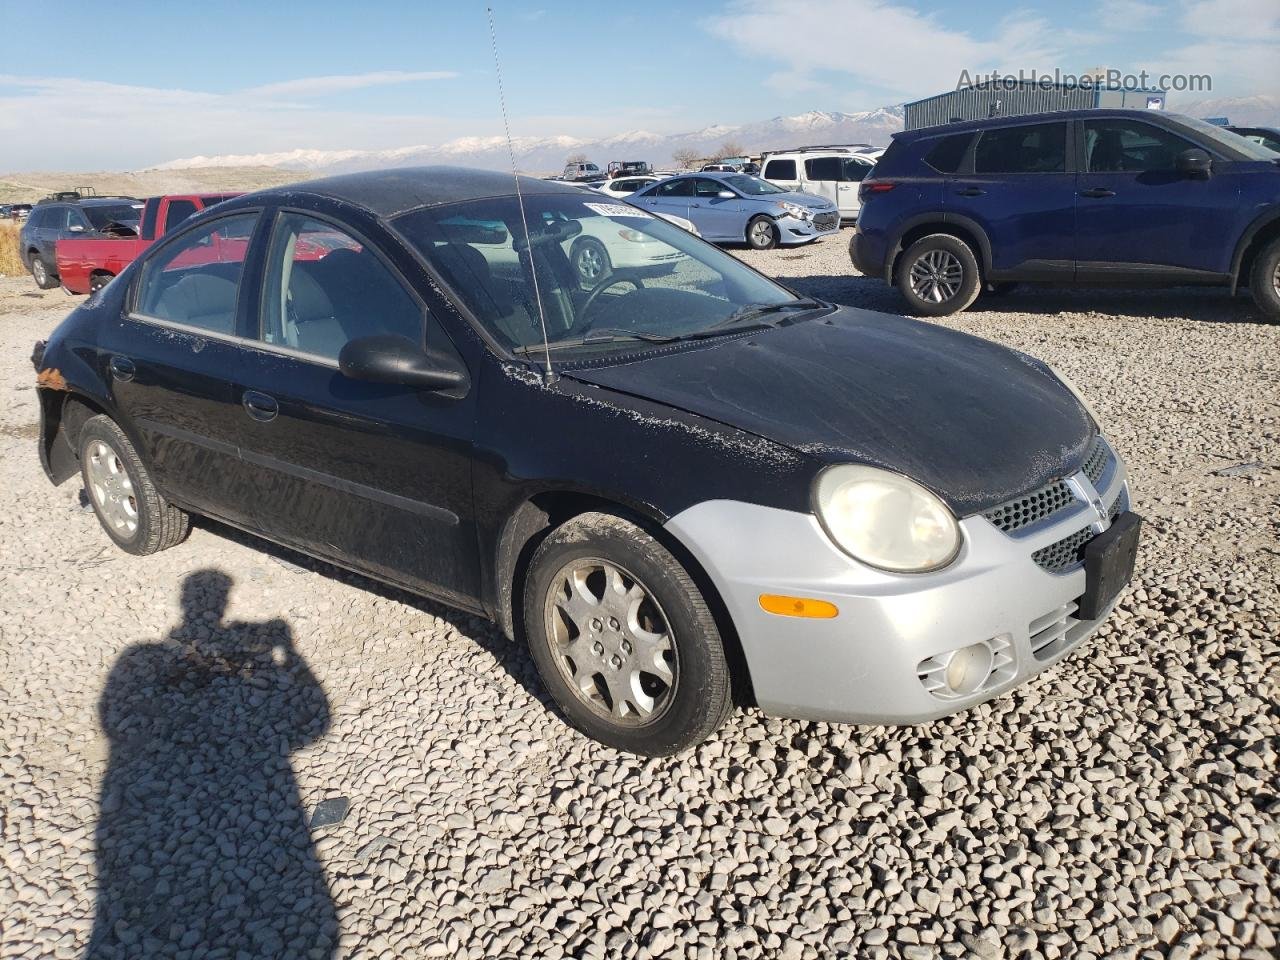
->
xmin=109 ymin=355 xmax=135 ymax=382
xmin=242 ymin=390 xmax=278 ymax=422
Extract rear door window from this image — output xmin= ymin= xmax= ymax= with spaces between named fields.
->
xmin=655 ymin=178 xmax=693 ymax=198
xmin=804 ymin=157 xmax=843 ymax=182
xmin=973 ymin=123 xmax=1067 ymax=173
xmin=134 ymin=213 xmax=258 ymax=335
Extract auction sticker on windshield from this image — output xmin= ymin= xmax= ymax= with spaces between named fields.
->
xmin=583 ymin=202 xmax=654 ymax=219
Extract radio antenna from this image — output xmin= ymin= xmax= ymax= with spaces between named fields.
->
xmin=486 ymin=5 xmax=557 ymax=384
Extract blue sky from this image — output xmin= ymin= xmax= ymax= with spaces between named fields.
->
xmin=1 ymin=0 xmax=1275 ymax=169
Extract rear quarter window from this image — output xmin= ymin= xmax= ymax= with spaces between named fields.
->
xmin=763 ymin=159 xmax=797 ymax=180
xmin=923 ymin=134 xmax=973 ymax=173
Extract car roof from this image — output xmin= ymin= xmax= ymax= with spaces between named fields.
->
xmin=893 ymin=108 xmax=1199 ymax=139
xmin=233 ymin=166 xmax=584 ymax=219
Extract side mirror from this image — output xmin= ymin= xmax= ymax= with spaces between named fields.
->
xmin=68 ymin=223 xmax=85 ymax=233
xmin=717 ymin=190 xmax=736 ymax=199
xmin=1177 ymin=148 xmax=1212 ymax=178
xmin=338 ymin=335 xmax=469 ymax=394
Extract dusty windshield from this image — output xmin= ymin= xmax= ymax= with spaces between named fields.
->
xmin=394 ymin=194 xmax=806 ymax=356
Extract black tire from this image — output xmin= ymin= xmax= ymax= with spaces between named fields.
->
xmin=746 ymin=215 xmax=778 ymax=250
xmin=895 ymin=233 xmax=981 ymax=316
xmin=30 ymin=253 xmax=59 ymax=290
xmin=522 ymin=512 xmax=732 ymax=755
xmin=1248 ymin=235 xmax=1280 ymax=322
xmin=571 ymin=237 xmax=611 ymax=286
xmin=89 ymin=272 xmax=114 ymax=294
xmin=78 ymin=415 xmax=189 ymax=555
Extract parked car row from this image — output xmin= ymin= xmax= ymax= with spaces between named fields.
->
xmin=21 ymin=193 xmax=235 ymax=292
xmin=1 ymin=203 xmax=34 ymax=221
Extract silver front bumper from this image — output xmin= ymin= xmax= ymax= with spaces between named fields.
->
xmin=665 ymin=452 xmax=1130 ymax=724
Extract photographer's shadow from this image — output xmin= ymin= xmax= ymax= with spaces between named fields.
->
xmin=87 ymin=570 xmax=337 ymax=959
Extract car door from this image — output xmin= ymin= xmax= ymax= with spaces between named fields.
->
xmin=838 ymin=157 xmax=873 ymax=219
xmin=634 ymin=177 xmax=693 ymax=220
xmin=229 ymin=210 xmax=481 ymax=606
xmin=1075 ymin=117 xmax=1241 ymax=276
xmin=948 ymin=120 xmax=1076 ymax=280
xmin=111 ymin=211 xmax=263 ymax=527
xmin=801 ymin=157 xmax=842 ymax=211
xmin=689 ymin=177 xmax=742 ymax=240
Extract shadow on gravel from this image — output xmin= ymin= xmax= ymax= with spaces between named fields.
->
xmin=781 ymin=272 xmax=1266 ymax=323
xmin=194 ymin=518 xmax=558 ymax=714
xmin=87 ymin=570 xmax=337 ymax=959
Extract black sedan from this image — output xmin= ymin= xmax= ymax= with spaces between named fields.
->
xmin=33 ymin=167 xmax=1139 ymax=755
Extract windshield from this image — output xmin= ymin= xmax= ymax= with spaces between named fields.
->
xmin=393 ymin=194 xmax=799 ymax=357
xmin=84 ymin=203 xmax=142 ymax=229
xmin=722 ymin=174 xmax=786 ymax=195
xmin=1177 ymin=115 xmax=1278 ymax=161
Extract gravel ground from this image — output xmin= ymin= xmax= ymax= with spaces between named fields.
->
xmin=1 ymin=235 xmax=1277 ymax=960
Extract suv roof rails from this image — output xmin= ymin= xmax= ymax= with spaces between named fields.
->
xmin=37 ymin=188 xmax=138 ymax=204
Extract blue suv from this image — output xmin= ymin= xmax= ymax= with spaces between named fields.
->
xmin=850 ymin=110 xmax=1280 ymax=319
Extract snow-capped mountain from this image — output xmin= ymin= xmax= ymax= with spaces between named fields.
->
xmin=1178 ymin=95 xmax=1280 ymax=127
xmin=151 ymin=107 xmax=906 ymax=175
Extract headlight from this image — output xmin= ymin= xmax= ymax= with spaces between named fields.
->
xmin=1047 ymin=365 xmax=1101 ymax=428
xmin=814 ymin=465 xmax=960 ymax=572
xmin=778 ymin=201 xmax=810 ymax=221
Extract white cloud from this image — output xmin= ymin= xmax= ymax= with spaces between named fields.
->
xmin=1096 ymin=0 xmax=1165 ymax=31
xmin=244 ymin=70 xmax=458 ymax=99
xmin=704 ymin=0 xmax=1062 ymax=101
xmin=0 ymin=73 xmax=465 ymax=169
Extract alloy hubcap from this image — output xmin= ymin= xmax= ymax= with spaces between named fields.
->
xmin=85 ymin=440 xmax=138 ymax=537
xmin=544 ymin=559 xmax=676 ymax=724
xmin=751 ymin=222 xmax=772 ymax=245
xmin=909 ymin=250 xmax=964 ymax=303
xmin=1273 ymin=259 xmax=1280 ymax=298
xmin=32 ymin=260 xmax=46 ymax=283
xmin=577 ymin=246 xmax=604 ymax=281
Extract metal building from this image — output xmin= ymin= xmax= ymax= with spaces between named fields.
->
xmin=904 ymin=80 xmax=1167 ymax=131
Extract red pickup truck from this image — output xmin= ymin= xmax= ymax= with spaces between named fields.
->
xmin=55 ymin=193 xmax=239 ymax=294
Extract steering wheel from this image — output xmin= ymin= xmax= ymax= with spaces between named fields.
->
xmin=579 ymin=276 xmax=642 ymax=325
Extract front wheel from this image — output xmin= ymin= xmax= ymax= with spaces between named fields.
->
xmin=571 ymin=237 xmax=611 ymax=286
xmin=746 ymin=216 xmax=778 ymax=250
xmin=30 ymin=255 xmax=59 ymax=290
xmin=79 ymin=415 xmax=190 ymax=555
xmin=523 ymin=512 xmax=732 ymax=755
xmin=1248 ymin=236 xmax=1280 ymax=322
xmin=896 ymin=234 xmax=981 ymax=316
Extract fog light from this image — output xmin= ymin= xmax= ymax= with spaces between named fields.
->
xmin=943 ymin=642 xmax=994 ymax=696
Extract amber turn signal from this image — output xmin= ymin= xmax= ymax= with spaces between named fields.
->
xmin=758 ymin=594 xmax=839 ymax=619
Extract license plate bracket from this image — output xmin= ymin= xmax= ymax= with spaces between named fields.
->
xmin=1078 ymin=511 xmax=1142 ymax=620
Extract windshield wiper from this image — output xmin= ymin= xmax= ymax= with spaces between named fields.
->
xmin=514 ymin=328 xmax=681 ymax=355
xmin=677 ymin=298 xmax=829 ymax=339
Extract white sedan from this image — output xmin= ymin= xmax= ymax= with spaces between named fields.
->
xmin=593 ymin=176 xmax=662 ymax=198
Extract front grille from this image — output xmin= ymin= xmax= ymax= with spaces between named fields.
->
xmin=813 ymin=212 xmax=838 ymax=230
xmin=1032 ymin=527 xmax=1093 ymax=573
xmin=1028 ymin=600 xmax=1086 ymax=660
xmin=1109 ymin=487 xmax=1129 ymax=520
xmin=1082 ymin=435 xmax=1109 ymax=486
xmin=984 ymin=479 xmax=1077 ymax=534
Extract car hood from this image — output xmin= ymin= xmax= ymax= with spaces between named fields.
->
xmin=564 ymin=307 xmax=1094 ymax=516
xmin=769 ymin=190 xmax=835 ymax=210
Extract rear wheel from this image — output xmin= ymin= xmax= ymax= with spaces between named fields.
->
xmin=78 ymin=415 xmax=189 ymax=555
xmin=1248 ymin=236 xmax=1280 ymax=322
xmin=746 ymin=216 xmax=778 ymax=250
xmin=523 ymin=512 xmax=732 ymax=755
xmin=896 ymin=234 xmax=981 ymax=316
xmin=30 ymin=253 xmax=58 ymax=290
xmin=89 ymin=272 xmax=114 ymax=294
